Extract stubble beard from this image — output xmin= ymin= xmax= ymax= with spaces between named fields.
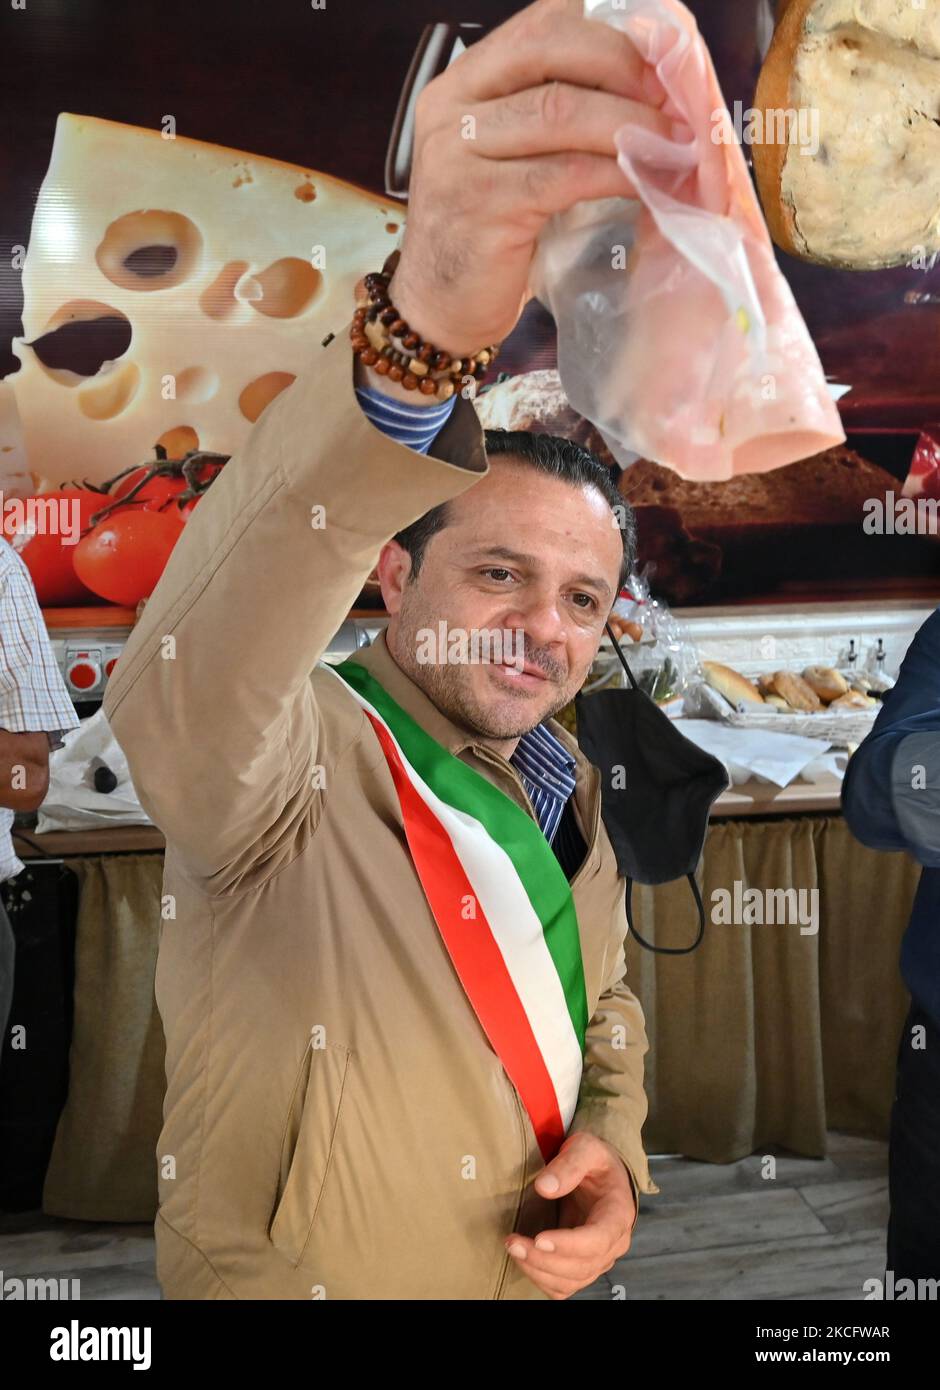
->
xmin=391 ymin=591 xmax=574 ymax=742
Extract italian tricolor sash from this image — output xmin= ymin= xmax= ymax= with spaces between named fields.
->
xmin=324 ymin=658 xmax=588 ymax=1161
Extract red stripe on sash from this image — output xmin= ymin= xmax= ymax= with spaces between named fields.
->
xmin=364 ymin=710 xmax=566 ymax=1161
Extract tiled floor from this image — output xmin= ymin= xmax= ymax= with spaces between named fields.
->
xmin=0 ymin=1132 xmax=888 ymax=1301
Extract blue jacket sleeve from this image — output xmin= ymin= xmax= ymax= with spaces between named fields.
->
xmin=841 ymin=607 xmax=940 ymax=868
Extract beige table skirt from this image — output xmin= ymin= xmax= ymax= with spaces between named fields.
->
xmin=42 ymin=819 xmax=920 ymax=1221
xmin=626 ymin=816 xmax=918 ymax=1163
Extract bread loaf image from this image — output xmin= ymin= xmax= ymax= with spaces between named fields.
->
xmin=753 ymin=1 xmax=940 ymax=268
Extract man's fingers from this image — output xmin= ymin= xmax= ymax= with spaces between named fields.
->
xmin=506 ymin=1230 xmax=618 ymax=1288
xmin=480 ymin=151 xmax=639 ymax=218
xmin=451 ymin=8 xmax=666 ymax=108
xmin=533 ymin=1213 xmax=630 ymax=1264
xmin=533 ymin=1133 xmax=600 ymax=1198
xmin=469 ymin=85 xmax=673 ymax=162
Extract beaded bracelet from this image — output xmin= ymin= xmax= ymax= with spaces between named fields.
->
xmin=350 ymin=268 xmax=500 ymax=401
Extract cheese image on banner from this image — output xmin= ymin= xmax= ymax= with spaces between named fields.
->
xmin=0 ymin=379 xmax=33 ymax=500
xmin=8 ymin=113 xmax=405 ymax=488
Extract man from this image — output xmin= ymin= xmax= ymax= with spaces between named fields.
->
xmin=0 ymin=537 xmax=79 ymax=1047
xmin=104 ymin=0 xmax=669 ymax=1300
xmin=841 ymin=608 xmax=940 ymax=1281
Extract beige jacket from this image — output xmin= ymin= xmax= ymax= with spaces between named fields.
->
xmin=103 ymin=317 xmax=659 ymax=1301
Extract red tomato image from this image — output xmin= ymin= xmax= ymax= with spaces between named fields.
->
xmin=73 ymin=508 xmax=183 ymax=606
xmin=2 ymin=489 xmax=102 ymax=605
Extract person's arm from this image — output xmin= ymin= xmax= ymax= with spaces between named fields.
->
xmin=0 ymin=730 xmax=50 ymax=812
xmin=102 ymin=324 xmax=487 ymax=892
xmin=841 ymin=608 xmax=940 ymax=867
xmin=0 ymin=545 xmax=80 ymax=811
xmin=566 ymin=940 xmax=659 ymax=1223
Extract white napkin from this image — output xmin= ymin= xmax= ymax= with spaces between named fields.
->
xmin=675 ymin=719 xmax=832 ymax=789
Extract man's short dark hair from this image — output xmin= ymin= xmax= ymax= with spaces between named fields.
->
xmin=393 ymin=429 xmax=635 ymax=598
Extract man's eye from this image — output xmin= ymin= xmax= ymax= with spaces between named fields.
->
xmin=571 ymin=593 xmax=598 ymax=610
xmin=482 ymin=567 xmax=513 ymax=582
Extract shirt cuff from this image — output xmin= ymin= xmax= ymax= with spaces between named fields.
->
xmin=354 ymin=383 xmax=458 ymax=456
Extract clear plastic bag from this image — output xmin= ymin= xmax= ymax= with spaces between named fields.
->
xmin=588 ymin=570 xmax=700 ymax=711
xmin=528 ymin=0 xmax=844 ymax=482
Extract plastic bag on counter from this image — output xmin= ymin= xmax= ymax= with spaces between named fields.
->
xmin=587 ymin=571 xmax=700 ymax=713
xmin=35 ymin=707 xmax=151 ymax=833
xmin=528 ymin=0 xmax=844 ymax=483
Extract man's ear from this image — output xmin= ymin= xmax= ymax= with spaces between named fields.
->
xmin=376 ymin=539 xmax=413 ymax=615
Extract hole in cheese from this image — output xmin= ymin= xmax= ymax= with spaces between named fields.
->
xmin=174 ymin=367 xmax=219 ymax=404
xmin=199 ymin=261 xmax=250 ymax=321
xmin=78 ymin=362 xmax=141 ymax=420
xmin=123 ymin=245 xmax=178 ymax=278
xmin=155 ymin=425 xmax=199 ymax=457
xmin=29 ymin=302 xmax=132 ymax=383
xmin=96 ymin=211 xmax=203 ymax=292
xmin=238 ymin=372 xmax=296 ymax=423
xmin=245 ymin=258 xmax=322 ymax=319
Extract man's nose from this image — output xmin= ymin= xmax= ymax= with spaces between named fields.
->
xmin=500 ymin=593 xmax=568 ymax=650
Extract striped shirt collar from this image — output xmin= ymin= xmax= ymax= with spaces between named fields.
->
xmin=510 ymin=723 xmax=577 ymax=799
xmin=509 ymin=722 xmax=578 ymax=844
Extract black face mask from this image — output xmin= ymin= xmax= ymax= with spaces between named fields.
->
xmin=573 ymin=624 xmax=729 ymax=955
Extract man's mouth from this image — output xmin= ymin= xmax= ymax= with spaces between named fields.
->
xmin=489 ymin=660 xmax=551 ymax=691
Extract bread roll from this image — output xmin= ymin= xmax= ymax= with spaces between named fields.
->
xmin=608 ymin=617 xmax=644 ymax=643
xmin=702 ymin=661 xmax=765 ymax=709
xmin=764 ymin=694 xmax=791 ymax=711
xmin=802 ymin=665 xmax=849 ymax=702
xmin=753 ymin=1 xmax=940 ymax=269
xmin=767 ymin=670 xmax=823 ymax=712
xmin=830 ymin=689 xmax=877 ymax=709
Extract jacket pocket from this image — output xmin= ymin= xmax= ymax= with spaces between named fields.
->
xmin=268 ymin=1040 xmax=350 ymax=1269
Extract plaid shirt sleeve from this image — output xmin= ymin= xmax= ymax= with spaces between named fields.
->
xmin=0 ymin=541 xmax=80 ymax=745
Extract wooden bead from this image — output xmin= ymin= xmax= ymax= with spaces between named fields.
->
xmin=432 ymin=351 xmax=450 ymax=370
xmin=365 ymin=320 xmax=386 ymax=351
xmin=402 ymin=332 xmax=420 ymax=351
xmin=390 ymin=319 xmax=408 ymax=336
xmin=418 ymin=343 xmax=435 ymax=363
xmin=419 ymin=377 xmax=437 ymax=395
xmin=388 ymin=364 xmax=404 ymax=382
xmin=380 ymin=308 xmax=398 ymax=326
xmin=409 ymin=358 xmax=429 ymax=376
xmin=436 ymin=379 xmax=455 ymax=399
xmin=402 ymin=373 xmax=419 ymax=390
xmin=373 ymin=357 xmax=391 ymax=375
xmin=360 ymin=348 xmax=379 ymax=366
xmin=350 ymin=334 xmax=369 ymax=351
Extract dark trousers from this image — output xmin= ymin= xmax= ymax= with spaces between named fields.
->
xmin=0 ymin=896 xmax=13 ymax=1059
xmin=887 ymin=1000 xmax=940 ymax=1279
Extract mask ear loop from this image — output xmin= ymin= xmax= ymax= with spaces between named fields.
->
xmin=604 ymin=621 xmax=639 ymax=688
xmin=625 ymin=875 xmax=707 ymax=955
xmin=602 ymin=621 xmax=707 ymax=956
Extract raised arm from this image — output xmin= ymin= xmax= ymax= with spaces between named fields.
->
xmin=103 ymin=323 xmax=486 ymax=889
